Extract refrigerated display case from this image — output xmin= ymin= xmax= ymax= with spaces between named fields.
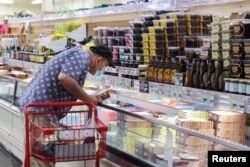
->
xmin=0 ymin=74 xmax=250 ymax=167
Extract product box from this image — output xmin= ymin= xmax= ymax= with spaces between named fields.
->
xmin=176 ymin=143 xmax=213 ymax=153
xmin=176 ymin=118 xmax=214 ymax=130
xmin=178 ymin=110 xmax=209 ymax=119
xmin=214 ymin=121 xmax=245 ymax=129
xmin=123 ymin=120 xmax=152 ymax=128
xmin=215 ymin=128 xmax=245 ymax=137
xmin=219 ymin=135 xmax=245 ymax=144
xmin=209 ymin=111 xmax=246 ymax=122
xmin=176 ymin=135 xmax=214 ymax=145
xmin=176 ymin=129 xmax=215 ymax=137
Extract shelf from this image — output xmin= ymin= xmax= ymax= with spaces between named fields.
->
xmin=87 ymin=74 xmax=250 ymax=114
xmin=0 ymin=57 xmax=43 ymax=71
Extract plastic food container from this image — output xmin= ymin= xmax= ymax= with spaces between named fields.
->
xmin=143 ymin=21 xmax=154 ymax=27
xmin=243 ymin=60 xmax=250 ymax=78
xmin=211 ymin=42 xmax=220 ymax=50
xmin=244 ymin=39 xmax=250 ymax=58
xmin=177 ymin=26 xmax=187 ymax=34
xmin=153 ymin=20 xmax=160 ymax=27
xmin=142 ymin=41 xmax=149 ymax=48
xmin=143 ymin=55 xmax=150 ymax=63
xmin=211 ymin=23 xmax=221 ymax=33
xmin=130 ymin=47 xmax=142 ymax=54
xmin=211 ymin=49 xmax=222 ymax=59
xmin=114 ymin=27 xmax=130 ymax=36
xmin=102 ymin=37 xmax=108 ymax=45
xmin=118 ymin=46 xmax=130 ymax=53
xmin=211 ymin=32 xmax=221 ymax=41
xmin=221 ymin=20 xmax=233 ymax=31
xmin=221 ymin=40 xmax=231 ymax=50
xmin=212 ymin=14 xmax=230 ymax=23
xmin=165 ymin=34 xmax=176 ymax=42
xmin=168 ymin=47 xmax=180 ymax=58
xmin=159 ymin=19 xmax=175 ymax=28
xmin=142 ymin=33 xmax=149 ymax=41
xmin=143 ymin=48 xmax=149 ymax=55
xmin=187 ymin=26 xmax=200 ymax=35
xmin=149 ymin=48 xmax=164 ymax=56
xmin=186 ymin=20 xmax=200 ymax=28
xmin=149 ymin=34 xmax=164 ymax=41
xmin=148 ymin=26 xmax=164 ymax=34
xmin=132 ymin=28 xmax=143 ymax=34
xmin=165 ymin=40 xmax=178 ymax=47
xmin=200 ymin=20 xmax=212 ymax=27
xmin=103 ymin=27 xmax=114 ymax=36
xmin=230 ymin=59 xmax=244 ymax=78
xmin=112 ymin=46 xmax=119 ymax=52
xmin=107 ymin=37 xmax=125 ymax=46
xmin=131 ymin=41 xmax=142 ymax=47
xmin=149 ymin=41 xmax=165 ymax=48
xmin=175 ymin=19 xmax=186 ymax=27
xmin=231 ymin=39 xmax=244 ymax=58
xmin=164 ymin=27 xmax=175 ymax=34
xmin=222 ymin=49 xmax=231 ymax=58
xmin=141 ymin=14 xmax=155 ymax=21
xmin=221 ymin=31 xmax=233 ymax=40
xmin=129 ymin=21 xmax=144 ymax=28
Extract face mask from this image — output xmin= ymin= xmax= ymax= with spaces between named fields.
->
xmin=95 ymin=68 xmax=105 ymax=76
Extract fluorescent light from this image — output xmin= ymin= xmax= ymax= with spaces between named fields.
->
xmin=0 ymin=0 xmax=14 ymax=4
xmin=31 ymin=0 xmax=42 ymax=4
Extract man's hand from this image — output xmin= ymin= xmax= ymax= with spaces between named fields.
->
xmin=89 ymin=95 xmax=102 ymax=105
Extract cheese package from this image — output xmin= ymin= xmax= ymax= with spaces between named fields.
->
xmin=209 ymin=111 xmax=246 ymax=122
xmin=215 ymin=128 xmax=245 ymax=137
xmin=176 ymin=135 xmax=214 ymax=145
xmin=176 ymin=118 xmax=214 ymax=130
xmin=214 ymin=122 xmax=245 ymax=129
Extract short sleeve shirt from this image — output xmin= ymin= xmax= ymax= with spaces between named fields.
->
xmin=20 ymin=48 xmax=90 ymax=123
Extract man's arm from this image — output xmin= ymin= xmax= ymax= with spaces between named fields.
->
xmin=58 ymin=72 xmax=101 ymax=104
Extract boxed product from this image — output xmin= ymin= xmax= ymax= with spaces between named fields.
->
xmin=178 ymin=110 xmax=209 ymax=119
xmin=209 ymin=111 xmax=246 ymax=122
xmin=176 ymin=143 xmax=213 ymax=153
xmin=176 ymin=135 xmax=213 ymax=145
xmin=176 ymin=118 xmax=214 ymax=130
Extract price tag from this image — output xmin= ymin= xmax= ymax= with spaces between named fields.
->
xmin=163 ymin=84 xmax=171 ymax=97
xmin=229 ymin=95 xmax=245 ymax=111
xmin=200 ymin=91 xmax=214 ymax=107
xmin=124 ymin=78 xmax=132 ymax=89
xmin=157 ymin=83 xmax=165 ymax=96
xmin=181 ymin=87 xmax=192 ymax=101
xmin=170 ymin=86 xmax=182 ymax=101
xmin=149 ymin=82 xmax=158 ymax=95
xmin=139 ymin=81 xmax=149 ymax=93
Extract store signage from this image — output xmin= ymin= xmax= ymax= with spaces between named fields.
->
xmin=170 ymin=85 xmax=182 ymax=101
xmin=200 ymin=91 xmax=214 ymax=107
xmin=139 ymin=81 xmax=149 ymax=93
xmin=229 ymin=95 xmax=245 ymax=112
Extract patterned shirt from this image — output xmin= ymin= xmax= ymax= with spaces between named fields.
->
xmin=20 ymin=48 xmax=90 ymax=123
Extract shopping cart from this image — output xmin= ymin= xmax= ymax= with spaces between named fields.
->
xmin=24 ymin=101 xmax=108 ymax=167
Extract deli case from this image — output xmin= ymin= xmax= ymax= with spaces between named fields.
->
xmin=0 ymin=74 xmax=250 ymax=167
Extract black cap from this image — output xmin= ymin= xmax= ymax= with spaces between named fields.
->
xmin=90 ymin=44 xmax=114 ymax=67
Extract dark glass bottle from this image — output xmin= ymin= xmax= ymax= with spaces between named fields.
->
xmin=214 ymin=59 xmax=224 ymax=91
xmin=207 ymin=59 xmax=216 ymax=90
xmin=195 ymin=59 xmax=201 ymax=88
xmin=147 ymin=57 xmax=156 ymax=81
xmin=163 ymin=58 xmax=171 ymax=84
xmin=189 ymin=59 xmax=197 ymax=88
xmin=199 ymin=59 xmax=208 ymax=89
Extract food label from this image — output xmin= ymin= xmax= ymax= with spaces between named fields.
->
xmin=244 ymin=65 xmax=250 ymax=78
xmin=222 ymin=43 xmax=230 ymax=50
xmin=230 ymin=64 xmax=242 ymax=77
xmin=222 ymin=24 xmax=230 ymax=31
xmin=163 ymin=69 xmax=171 ymax=83
xmin=238 ymin=83 xmax=246 ymax=94
xmin=157 ymin=68 xmax=164 ymax=82
xmin=244 ymin=45 xmax=250 ymax=54
xmin=233 ymin=23 xmax=244 ymax=36
xmin=222 ymin=33 xmax=231 ymax=40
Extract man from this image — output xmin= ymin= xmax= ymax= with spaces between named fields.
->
xmin=20 ymin=44 xmax=113 ymax=167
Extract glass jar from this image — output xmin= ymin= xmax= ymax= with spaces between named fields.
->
xmin=229 ymin=79 xmax=239 ymax=93
xmin=246 ymin=80 xmax=250 ymax=95
xmin=224 ymin=78 xmax=231 ymax=92
xmin=238 ymin=79 xmax=246 ymax=95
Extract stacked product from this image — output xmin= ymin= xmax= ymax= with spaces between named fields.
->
xmin=135 ymin=139 xmax=165 ymax=163
xmin=209 ymin=111 xmax=246 ymax=147
xmin=116 ymin=112 xmax=152 ymax=153
xmin=175 ymin=118 xmax=214 ymax=159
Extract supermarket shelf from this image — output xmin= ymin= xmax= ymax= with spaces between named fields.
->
xmin=100 ymin=103 xmax=250 ymax=151
xmin=88 ymin=75 xmax=250 ymax=113
xmin=0 ymin=57 xmax=43 ymax=71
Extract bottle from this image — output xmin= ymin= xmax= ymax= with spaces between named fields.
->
xmin=170 ymin=58 xmax=178 ymax=84
xmin=214 ymin=59 xmax=224 ymax=91
xmin=138 ymin=64 xmax=148 ymax=81
xmin=207 ymin=59 xmax=216 ymax=90
xmin=189 ymin=59 xmax=197 ymax=88
xmin=132 ymin=62 xmax=139 ymax=79
xmin=199 ymin=59 xmax=208 ymax=89
xmin=163 ymin=58 xmax=171 ymax=84
xmin=195 ymin=59 xmax=201 ymax=88
xmin=157 ymin=59 xmax=165 ymax=83
xmin=152 ymin=58 xmax=160 ymax=82
xmin=184 ymin=58 xmax=192 ymax=87
xmin=147 ymin=57 xmax=156 ymax=81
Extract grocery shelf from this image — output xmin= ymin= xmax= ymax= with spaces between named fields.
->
xmin=87 ymin=75 xmax=250 ymax=114
xmin=0 ymin=57 xmax=43 ymax=71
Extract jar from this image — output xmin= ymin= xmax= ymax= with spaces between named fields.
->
xmin=230 ymin=60 xmax=244 ymax=78
xmin=244 ymin=60 xmax=250 ymax=79
xmin=229 ymin=79 xmax=239 ymax=93
xmin=224 ymin=78 xmax=231 ymax=92
xmin=231 ymin=39 xmax=244 ymax=58
xmin=244 ymin=39 xmax=250 ymax=59
xmin=246 ymin=80 xmax=250 ymax=95
xmin=238 ymin=79 xmax=246 ymax=95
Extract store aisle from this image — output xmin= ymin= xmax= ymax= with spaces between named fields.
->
xmin=0 ymin=147 xmax=22 ymax=167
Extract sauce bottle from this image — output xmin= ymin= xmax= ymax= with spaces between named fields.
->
xmin=152 ymin=59 xmax=160 ymax=82
xmin=184 ymin=58 xmax=192 ymax=87
xmin=163 ymin=58 xmax=171 ymax=84
xmin=189 ymin=59 xmax=197 ymax=88
xmin=170 ymin=59 xmax=178 ymax=84
xmin=157 ymin=59 xmax=165 ymax=83
xmin=199 ymin=59 xmax=208 ymax=89
xmin=214 ymin=59 xmax=224 ymax=91
xmin=195 ymin=59 xmax=201 ymax=88
xmin=147 ymin=57 xmax=156 ymax=81
xmin=207 ymin=59 xmax=215 ymax=90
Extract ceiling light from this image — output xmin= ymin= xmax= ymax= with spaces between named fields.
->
xmin=0 ymin=0 xmax=14 ymax=4
xmin=31 ymin=0 xmax=42 ymax=4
